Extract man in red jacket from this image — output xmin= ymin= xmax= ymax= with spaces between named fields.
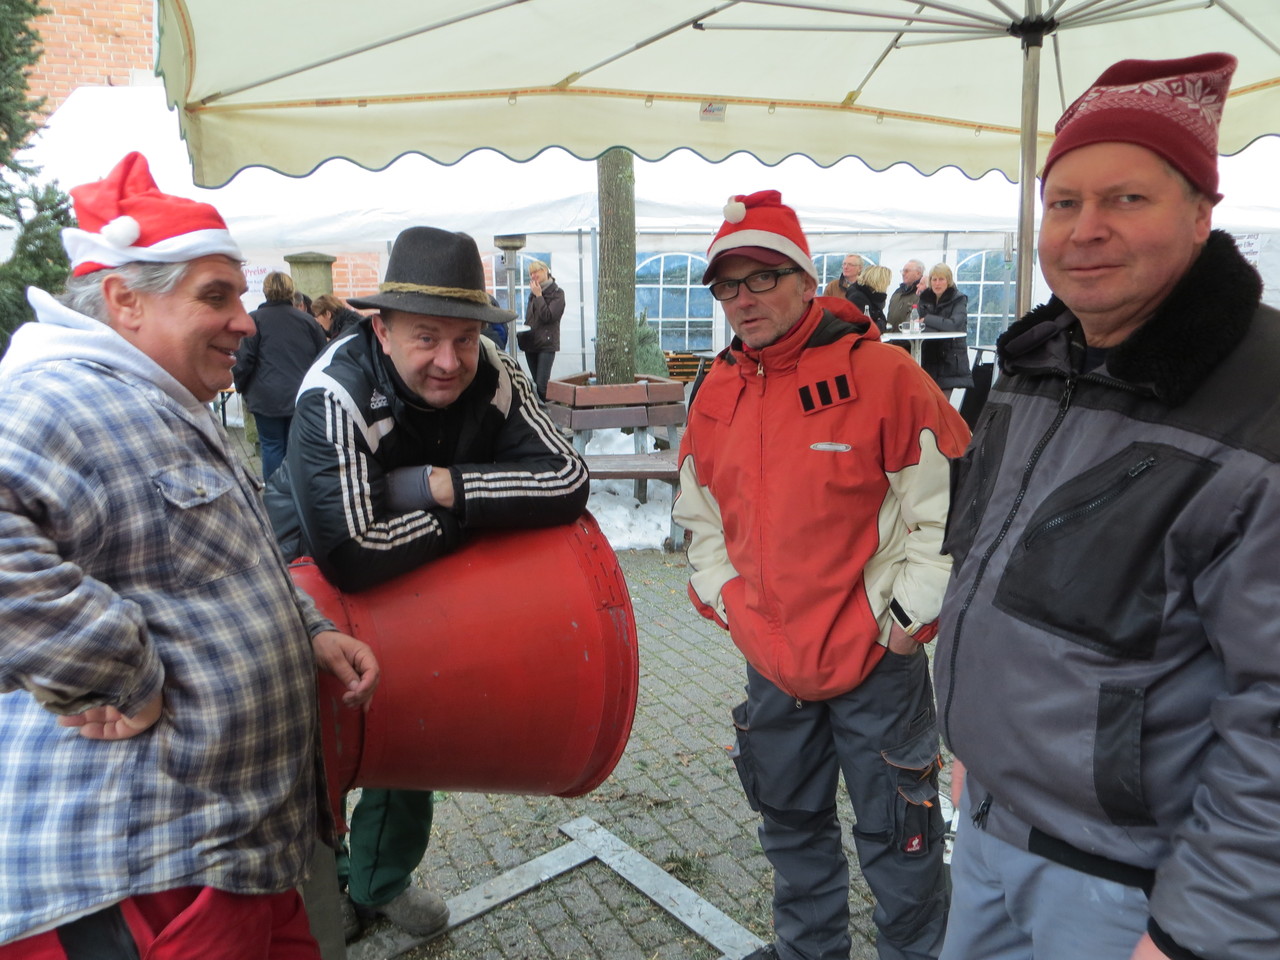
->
xmin=673 ymin=191 xmax=969 ymax=960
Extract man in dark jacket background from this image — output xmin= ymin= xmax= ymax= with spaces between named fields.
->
xmin=233 ymin=270 xmax=326 ymax=478
xmin=937 ymin=53 xmax=1280 ymax=960
xmin=887 ymin=259 xmax=924 ymax=331
xmin=265 ymin=226 xmax=589 ymax=944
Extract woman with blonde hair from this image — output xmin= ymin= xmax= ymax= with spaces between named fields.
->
xmin=916 ymin=262 xmax=973 ymax=397
xmin=846 ymin=263 xmax=891 ymax=332
xmin=520 ymin=259 xmax=565 ymax=401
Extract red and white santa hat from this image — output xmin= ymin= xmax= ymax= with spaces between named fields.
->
xmin=62 ymin=152 xmax=242 ymax=276
xmin=701 ymin=190 xmax=817 ymax=284
xmin=1042 ymin=52 xmax=1237 ymax=204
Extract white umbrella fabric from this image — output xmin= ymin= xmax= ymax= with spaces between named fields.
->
xmin=155 ymin=0 xmax=1280 ymax=309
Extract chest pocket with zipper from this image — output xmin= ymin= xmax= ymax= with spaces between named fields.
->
xmin=943 ymin=402 xmax=1010 ymax=569
xmin=993 ymin=441 xmax=1218 ymax=660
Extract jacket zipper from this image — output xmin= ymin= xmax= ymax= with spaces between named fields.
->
xmin=749 ymin=358 xmax=787 ymax=693
xmin=942 ymin=374 xmax=1076 ymax=745
xmin=1022 ymin=454 xmax=1157 ymax=548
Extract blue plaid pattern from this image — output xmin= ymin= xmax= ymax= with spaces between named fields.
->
xmin=0 ymin=350 xmax=333 ymax=944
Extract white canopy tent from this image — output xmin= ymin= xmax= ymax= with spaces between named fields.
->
xmin=23 ymin=86 xmax=1280 ymax=246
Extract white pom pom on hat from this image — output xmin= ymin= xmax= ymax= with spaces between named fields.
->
xmin=724 ymin=196 xmax=747 ymax=223
xmin=100 ymin=215 xmax=141 ymax=248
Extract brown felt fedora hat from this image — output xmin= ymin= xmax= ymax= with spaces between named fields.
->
xmin=348 ymin=226 xmax=517 ymax=324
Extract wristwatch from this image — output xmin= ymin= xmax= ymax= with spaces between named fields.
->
xmin=889 ymin=598 xmax=925 ymax=637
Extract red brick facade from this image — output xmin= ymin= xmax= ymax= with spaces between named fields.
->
xmin=26 ymin=1 xmax=386 ymax=292
xmin=331 ymin=254 xmax=382 ymax=301
xmin=28 ymin=0 xmax=155 ymax=114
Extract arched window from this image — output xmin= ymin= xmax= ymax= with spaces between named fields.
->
xmin=954 ymin=249 xmax=1018 ymax=348
xmin=485 ymin=251 xmax=552 ymax=321
xmin=635 ymin=252 xmax=714 ymax=351
xmin=814 ymin=252 xmax=879 ymax=290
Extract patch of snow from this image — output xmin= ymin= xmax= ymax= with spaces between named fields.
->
xmin=583 ymin=428 xmax=676 ymax=552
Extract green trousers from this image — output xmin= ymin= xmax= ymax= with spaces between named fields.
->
xmin=338 ymin=789 xmax=435 ymax=907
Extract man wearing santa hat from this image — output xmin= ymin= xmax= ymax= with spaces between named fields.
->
xmin=936 ymin=54 xmax=1279 ymax=960
xmin=674 ymin=190 xmax=968 ymax=960
xmin=0 ymin=153 xmax=378 ymax=958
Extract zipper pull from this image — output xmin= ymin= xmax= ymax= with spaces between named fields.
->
xmin=795 ymin=698 xmax=802 ymax=709
xmin=757 ymin=361 xmax=765 ymax=377
xmin=1128 ymin=455 xmax=1156 ymax=477
xmin=972 ymin=792 xmax=993 ymax=829
xmin=1059 ymin=376 xmax=1076 ymax=413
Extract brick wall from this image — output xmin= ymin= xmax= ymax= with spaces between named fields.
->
xmin=28 ymin=0 xmax=155 ymax=113
xmin=331 ymin=253 xmax=382 ymax=300
xmin=25 ymin=1 xmax=390 ymax=287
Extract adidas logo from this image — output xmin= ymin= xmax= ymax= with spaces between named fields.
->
xmin=369 ymin=390 xmax=389 ymax=410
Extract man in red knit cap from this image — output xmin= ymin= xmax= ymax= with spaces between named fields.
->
xmin=936 ymin=53 xmax=1279 ymax=960
xmin=674 ymin=190 xmax=969 ymax=960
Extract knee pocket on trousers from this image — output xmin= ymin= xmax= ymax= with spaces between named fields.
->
xmin=882 ymin=723 xmax=945 ymax=857
xmin=729 ymin=699 xmax=762 ymax=812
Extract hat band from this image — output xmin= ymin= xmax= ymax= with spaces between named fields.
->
xmin=380 ymin=282 xmax=491 ymax=304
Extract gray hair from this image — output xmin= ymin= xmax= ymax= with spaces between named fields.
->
xmin=905 ymin=259 xmax=926 ymax=274
xmin=59 ymin=262 xmax=193 ymax=323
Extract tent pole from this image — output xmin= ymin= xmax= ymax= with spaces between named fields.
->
xmin=1016 ymin=32 xmax=1043 ymax=320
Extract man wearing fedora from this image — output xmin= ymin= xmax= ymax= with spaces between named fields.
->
xmin=266 ymin=225 xmax=589 ymax=942
xmin=937 ymin=54 xmax=1280 ymax=960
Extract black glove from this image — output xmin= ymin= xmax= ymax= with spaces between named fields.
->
xmin=385 ymin=464 xmax=438 ymax=513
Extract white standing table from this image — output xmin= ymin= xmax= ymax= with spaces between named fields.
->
xmin=881 ymin=329 xmax=968 ymax=364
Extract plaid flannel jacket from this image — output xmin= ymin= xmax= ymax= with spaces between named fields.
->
xmin=0 ymin=302 xmax=333 ymax=943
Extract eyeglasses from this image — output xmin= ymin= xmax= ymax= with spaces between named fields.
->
xmin=709 ymin=268 xmax=801 ymax=302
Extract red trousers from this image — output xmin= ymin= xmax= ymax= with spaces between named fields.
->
xmin=0 ymin=887 xmax=320 ymax=960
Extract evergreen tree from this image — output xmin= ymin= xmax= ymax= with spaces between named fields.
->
xmin=1 ymin=0 xmax=47 ymax=171
xmin=0 ymin=179 xmax=71 ymax=341
xmin=1 ymin=0 xmax=73 ymax=347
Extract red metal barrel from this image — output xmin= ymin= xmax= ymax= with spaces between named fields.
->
xmin=293 ymin=512 xmax=638 ymax=814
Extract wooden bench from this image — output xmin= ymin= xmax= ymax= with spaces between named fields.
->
xmin=663 ymin=351 xmax=703 ymax=383
xmin=584 ymin=448 xmax=686 ymax=551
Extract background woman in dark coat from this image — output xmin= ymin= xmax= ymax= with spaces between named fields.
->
xmin=233 ymin=271 xmax=326 ymax=479
xmin=916 ymin=262 xmax=973 ymax=398
xmin=846 ymin=263 xmax=891 ymax=332
xmin=312 ymin=293 xmax=365 ymax=341
xmin=522 ymin=259 xmax=564 ymax=401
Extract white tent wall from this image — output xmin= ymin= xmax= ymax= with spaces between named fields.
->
xmin=13 ymin=85 xmax=1280 ymax=371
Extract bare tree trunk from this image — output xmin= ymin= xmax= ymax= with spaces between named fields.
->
xmin=595 ymin=148 xmax=636 ymax=384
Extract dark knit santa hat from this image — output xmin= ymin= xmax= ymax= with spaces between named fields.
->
xmin=1042 ymin=53 xmax=1236 ymax=203
xmin=702 ymin=190 xmax=817 ymax=284
xmin=62 ymin=152 xmax=242 ymax=276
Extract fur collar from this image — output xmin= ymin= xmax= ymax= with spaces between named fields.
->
xmin=998 ymin=230 xmax=1262 ymax=405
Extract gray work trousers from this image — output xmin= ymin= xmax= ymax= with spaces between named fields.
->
xmin=940 ymin=799 xmax=1149 ymax=960
xmin=731 ymin=652 xmax=949 ymax=960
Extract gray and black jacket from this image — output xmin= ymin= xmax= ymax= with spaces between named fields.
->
xmin=937 ymin=231 xmax=1280 ymax=960
xmin=265 ymin=322 xmax=588 ymax=592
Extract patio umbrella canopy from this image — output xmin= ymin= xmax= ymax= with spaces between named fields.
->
xmin=155 ymin=0 xmax=1280 ymax=313
xmin=157 ymin=0 xmax=1280 ymax=187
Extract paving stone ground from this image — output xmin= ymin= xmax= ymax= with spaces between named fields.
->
xmin=370 ymin=550 xmax=953 ymax=960
xmin=228 ymin=426 xmax=951 ymax=960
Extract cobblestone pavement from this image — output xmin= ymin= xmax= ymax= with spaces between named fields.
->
xmin=227 ymin=426 xmax=951 ymax=959
xmin=362 ymin=549 xmax=953 ymax=960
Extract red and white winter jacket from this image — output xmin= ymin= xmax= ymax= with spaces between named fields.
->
xmin=674 ymin=297 xmax=970 ymax=700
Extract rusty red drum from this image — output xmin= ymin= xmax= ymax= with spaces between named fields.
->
xmin=292 ymin=512 xmax=638 ymax=812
